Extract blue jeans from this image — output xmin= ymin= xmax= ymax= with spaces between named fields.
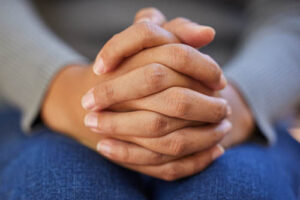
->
xmin=1 ymin=108 xmax=300 ymax=200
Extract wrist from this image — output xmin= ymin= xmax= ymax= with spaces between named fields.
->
xmin=41 ymin=64 xmax=91 ymax=134
xmin=228 ymin=83 xmax=254 ymax=131
xmin=220 ymin=82 xmax=255 ymax=147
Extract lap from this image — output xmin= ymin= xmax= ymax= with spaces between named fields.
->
xmin=0 ymin=108 xmax=146 ymax=200
xmin=152 ymin=123 xmax=300 ymax=200
xmin=1 ymin=108 xmax=300 ymax=200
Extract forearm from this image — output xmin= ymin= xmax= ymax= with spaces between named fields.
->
xmin=0 ymin=0 xmax=87 ymax=132
xmin=225 ymin=0 xmax=300 ymax=144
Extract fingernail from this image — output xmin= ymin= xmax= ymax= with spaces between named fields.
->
xmin=97 ymin=141 xmax=112 ymax=156
xmin=212 ymin=144 xmax=225 ymax=160
xmin=220 ymin=74 xmax=227 ymax=87
xmin=215 ymin=119 xmax=232 ymax=135
xmin=93 ymin=57 xmax=105 ymax=75
xmin=84 ymin=113 xmax=98 ymax=128
xmin=136 ymin=18 xmax=151 ymax=23
xmin=81 ymin=89 xmax=95 ymax=110
xmin=223 ymin=120 xmax=232 ymax=132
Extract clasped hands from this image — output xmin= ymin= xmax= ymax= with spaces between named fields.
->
xmin=42 ymin=8 xmax=253 ymax=181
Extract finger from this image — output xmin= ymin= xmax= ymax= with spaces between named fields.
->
xmin=122 ymin=144 xmax=225 ymax=181
xmin=163 ymin=17 xmax=216 ymax=48
xmin=115 ymin=43 xmax=225 ymax=90
xmin=82 ymin=63 xmax=212 ymax=111
xmin=96 ymin=139 xmax=176 ymax=165
xmin=83 ymin=111 xmax=199 ymax=137
xmin=135 ymin=10 xmax=215 ymax=49
xmin=93 ymin=22 xmax=179 ymax=75
xmin=111 ymin=87 xmax=230 ymax=122
xmin=129 ymin=119 xmax=231 ymax=157
xmin=134 ymin=7 xmax=166 ymax=25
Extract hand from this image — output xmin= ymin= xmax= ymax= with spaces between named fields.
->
xmin=83 ymin=41 xmax=230 ymax=179
xmin=220 ymin=83 xmax=255 ymax=148
xmin=42 ymin=8 xmax=230 ymax=181
xmin=92 ymin=8 xmax=226 ymax=90
xmin=133 ymin=8 xmax=254 ymax=149
xmin=42 ymin=63 xmax=230 ymax=181
xmin=84 ymin=8 xmax=231 ymax=180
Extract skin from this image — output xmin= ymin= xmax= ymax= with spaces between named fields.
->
xmin=220 ymin=83 xmax=254 ymax=148
xmin=93 ymin=8 xmax=224 ymax=91
xmin=42 ymin=8 xmax=254 ymax=181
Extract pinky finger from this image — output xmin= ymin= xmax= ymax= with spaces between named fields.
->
xmin=122 ymin=144 xmax=225 ymax=181
xmin=97 ymin=139 xmax=176 ymax=165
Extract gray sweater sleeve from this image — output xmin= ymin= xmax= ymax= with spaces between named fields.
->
xmin=0 ymin=0 xmax=88 ymax=132
xmin=225 ymin=0 xmax=300 ymax=144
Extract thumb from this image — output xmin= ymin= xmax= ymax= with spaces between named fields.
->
xmin=135 ymin=9 xmax=215 ymax=48
xmin=163 ymin=17 xmax=216 ymax=48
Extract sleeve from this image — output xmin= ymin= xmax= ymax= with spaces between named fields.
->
xmin=0 ymin=0 xmax=88 ymax=133
xmin=224 ymin=0 xmax=300 ymax=144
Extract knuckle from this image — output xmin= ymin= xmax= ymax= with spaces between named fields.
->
xmin=148 ymin=114 xmax=168 ymax=136
xmin=168 ymin=44 xmax=191 ymax=68
xmin=101 ymin=82 xmax=115 ymax=105
xmin=168 ymin=132 xmax=186 ymax=156
xmin=174 ymin=101 xmax=189 ymax=118
xmin=136 ymin=22 xmax=156 ymax=42
xmin=162 ymin=165 xmax=181 ymax=181
xmin=168 ymin=88 xmax=190 ymax=118
xmin=144 ymin=64 xmax=167 ymax=91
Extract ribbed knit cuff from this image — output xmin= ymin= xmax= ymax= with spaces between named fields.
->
xmin=0 ymin=1 xmax=89 ymax=133
xmin=225 ymin=73 xmax=276 ymax=145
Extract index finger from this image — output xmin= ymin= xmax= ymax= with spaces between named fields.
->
xmin=121 ymin=145 xmax=225 ymax=181
xmin=93 ymin=22 xmax=179 ymax=75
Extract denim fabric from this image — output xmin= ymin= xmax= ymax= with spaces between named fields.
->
xmin=1 ymin=108 xmax=300 ymax=200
